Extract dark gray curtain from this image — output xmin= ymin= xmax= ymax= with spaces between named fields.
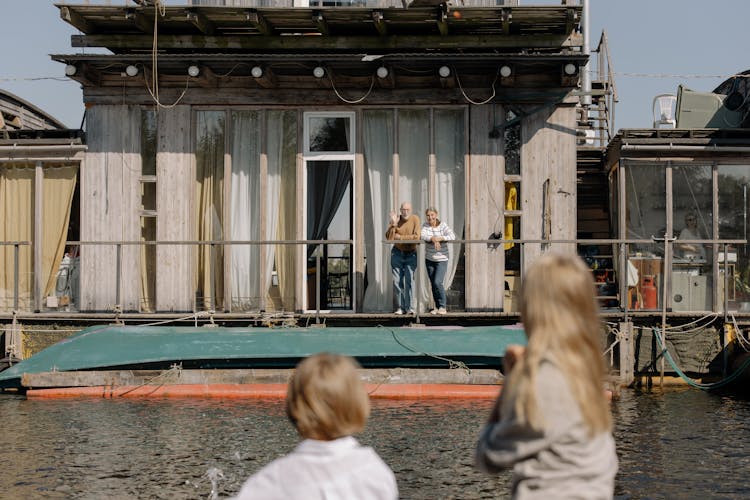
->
xmin=307 ymin=160 xmax=352 ymax=257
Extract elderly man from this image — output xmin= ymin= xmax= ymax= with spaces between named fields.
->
xmin=385 ymin=202 xmax=421 ymax=314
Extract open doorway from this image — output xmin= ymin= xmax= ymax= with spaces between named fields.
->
xmin=304 ymin=112 xmax=355 ymax=311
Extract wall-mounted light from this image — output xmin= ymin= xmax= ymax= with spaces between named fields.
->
xmin=64 ymin=64 xmax=77 ymax=77
xmin=125 ymin=65 xmax=139 ymax=77
xmin=563 ymin=63 xmax=578 ymax=75
xmin=187 ymin=65 xmax=200 ymax=77
xmin=251 ymin=66 xmax=263 ymax=78
xmin=438 ymin=65 xmax=451 ymax=78
xmin=313 ymin=66 xmax=325 ymax=78
xmin=376 ymin=66 xmax=389 ymax=79
xmin=499 ymin=65 xmax=512 ymax=78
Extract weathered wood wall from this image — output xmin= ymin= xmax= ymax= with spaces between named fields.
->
xmin=521 ymin=98 xmax=578 ymax=267
xmin=80 ymin=105 xmax=141 ymax=311
xmin=465 ymin=104 xmax=505 ymax=311
xmin=156 ymin=106 xmax=194 ymax=311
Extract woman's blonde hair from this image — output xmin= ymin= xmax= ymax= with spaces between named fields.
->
xmin=504 ymin=252 xmax=612 ymax=434
xmin=286 ymin=353 xmax=370 ymax=441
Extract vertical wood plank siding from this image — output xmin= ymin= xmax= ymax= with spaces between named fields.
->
xmin=80 ymin=105 xmax=141 ymax=311
xmin=466 ymin=104 xmax=505 ymax=311
xmin=521 ymin=100 xmax=577 ymax=267
xmin=156 ymin=106 xmax=194 ymax=311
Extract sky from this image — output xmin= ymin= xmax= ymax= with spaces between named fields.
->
xmin=2 ymin=0 xmax=748 ymax=130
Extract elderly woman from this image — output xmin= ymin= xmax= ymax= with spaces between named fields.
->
xmin=421 ymin=207 xmax=456 ymax=315
xmin=232 ymin=353 xmax=398 ymax=499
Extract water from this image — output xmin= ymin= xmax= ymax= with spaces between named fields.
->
xmin=0 ymin=389 xmax=748 ymax=499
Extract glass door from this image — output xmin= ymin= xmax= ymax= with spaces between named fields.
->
xmin=304 ymin=112 xmax=355 ymax=311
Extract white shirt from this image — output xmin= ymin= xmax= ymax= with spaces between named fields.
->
xmin=231 ymin=436 xmax=398 ymax=500
xmin=420 ymin=221 xmax=456 ymax=262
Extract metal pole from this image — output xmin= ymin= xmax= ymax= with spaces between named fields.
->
xmin=415 ymin=243 xmax=422 ymax=324
xmin=581 ymin=0 xmax=591 ymax=107
xmin=13 ymin=243 xmax=19 ymax=311
xmin=315 ymin=251 xmax=321 ymax=325
xmin=116 ymin=243 xmax=122 ymax=308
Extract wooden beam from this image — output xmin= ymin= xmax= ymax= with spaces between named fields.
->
xmin=312 ymin=11 xmax=329 ymax=36
xmin=191 ymin=64 xmax=218 ymax=87
xmin=252 ymin=67 xmax=278 ymax=89
xmin=60 ymin=5 xmax=93 ymax=33
xmin=21 ymin=368 xmax=503 ymax=388
xmin=437 ymin=4 xmax=449 ymax=36
xmin=72 ymin=62 xmax=102 ymax=87
xmin=371 ymin=11 xmax=387 ymax=36
xmin=501 ymin=8 xmax=512 ymax=35
xmin=245 ymin=10 xmax=272 ymax=36
xmin=71 ymin=33 xmax=581 ymax=51
xmin=565 ymin=7 xmax=578 ymax=35
xmin=185 ymin=9 xmax=215 ymax=35
xmin=125 ymin=8 xmax=153 ymax=34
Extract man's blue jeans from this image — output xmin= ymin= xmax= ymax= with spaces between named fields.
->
xmin=391 ymin=248 xmax=417 ymax=312
xmin=425 ymin=259 xmax=447 ymax=309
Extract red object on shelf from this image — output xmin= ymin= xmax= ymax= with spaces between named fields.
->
xmin=641 ymin=275 xmax=657 ymax=309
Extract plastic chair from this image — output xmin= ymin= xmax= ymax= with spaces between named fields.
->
xmin=653 ymin=94 xmax=677 ymax=128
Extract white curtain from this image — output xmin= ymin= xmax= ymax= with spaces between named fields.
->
xmin=268 ymin=110 xmax=296 ymax=310
xmin=397 ymin=109 xmax=431 ymax=312
xmin=362 ymin=110 xmax=394 ymax=312
xmin=434 ymin=109 xmax=466 ymax=303
xmin=230 ymin=111 xmax=262 ymax=311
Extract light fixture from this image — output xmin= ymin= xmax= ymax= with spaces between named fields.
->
xmin=125 ymin=65 xmax=139 ymax=77
xmin=251 ymin=66 xmax=263 ymax=78
xmin=187 ymin=65 xmax=200 ymax=77
xmin=563 ymin=63 xmax=577 ymax=75
xmin=376 ymin=66 xmax=389 ymax=79
xmin=438 ymin=65 xmax=451 ymax=78
xmin=64 ymin=64 xmax=77 ymax=77
xmin=499 ymin=65 xmax=512 ymax=78
xmin=313 ymin=66 xmax=325 ymax=78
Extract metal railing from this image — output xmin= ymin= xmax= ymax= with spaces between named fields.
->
xmin=2 ymin=237 xmax=748 ymax=318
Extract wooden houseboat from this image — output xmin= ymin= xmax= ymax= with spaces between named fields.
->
xmin=2 ymin=0 xmax=594 ymax=321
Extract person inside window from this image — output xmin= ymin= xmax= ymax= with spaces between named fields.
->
xmin=676 ymin=212 xmax=706 ymax=261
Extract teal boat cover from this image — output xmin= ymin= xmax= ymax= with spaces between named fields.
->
xmin=0 ymin=324 xmax=526 ymax=389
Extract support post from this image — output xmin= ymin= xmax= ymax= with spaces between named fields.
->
xmin=618 ymin=321 xmax=634 ymax=387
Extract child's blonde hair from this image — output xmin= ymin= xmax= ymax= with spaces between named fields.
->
xmin=286 ymin=353 xmax=370 ymax=441
xmin=504 ymin=252 xmax=612 ymax=434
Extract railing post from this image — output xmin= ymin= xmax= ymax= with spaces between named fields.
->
xmin=210 ymin=243 xmax=216 ymax=312
xmin=13 ymin=243 xmax=19 ymax=311
xmin=415 ymin=242 xmax=422 ymax=324
xmin=315 ymin=250 xmax=321 ymax=324
xmin=115 ymin=243 xmax=122 ymax=308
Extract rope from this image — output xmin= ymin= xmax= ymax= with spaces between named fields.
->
xmin=115 ymin=363 xmax=183 ymax=397
xmin=652 ymin=327 xmax=750 ymax=390
xmin=379 ymin=325 xmax=471 ymax=374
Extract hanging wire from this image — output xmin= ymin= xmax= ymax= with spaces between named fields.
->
xmin=327 ymin=73 xmax=375 ymax=104
xmin=455 ymin=66 xmax=499 ymax=106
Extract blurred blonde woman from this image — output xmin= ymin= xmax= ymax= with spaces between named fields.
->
xmin=475 ymin=253 xmax=617 ymax=499
xmin=232 ymin=353 xmax=398 ymax=500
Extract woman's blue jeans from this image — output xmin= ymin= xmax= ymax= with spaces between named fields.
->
xmin=425 ymin=259 xmax=447 ymax=309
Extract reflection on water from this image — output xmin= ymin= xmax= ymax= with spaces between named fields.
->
xmin=0 ymin=389 xmax=748 ymax=499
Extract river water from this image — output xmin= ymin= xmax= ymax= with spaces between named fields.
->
xmin=0 ymin=388 xmax=748 ymax=499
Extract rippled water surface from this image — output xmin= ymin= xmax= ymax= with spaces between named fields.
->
xmin=0 ymin=389 xmax=748 ymax=499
